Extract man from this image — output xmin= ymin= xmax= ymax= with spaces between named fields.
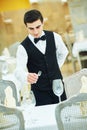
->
xmin=15 ymin=9 xmax=68 ymax=106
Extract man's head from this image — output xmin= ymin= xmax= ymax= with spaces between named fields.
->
xmin=24 ymin=9 xmax=44 ymax=38
xmin=24 ymin=9 xmax=43 ymax=25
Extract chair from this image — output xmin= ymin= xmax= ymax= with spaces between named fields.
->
xmin=0 ymin=79 xmax=20 ymax=106
xmin=64 ymin=33 xmax=77 ymax=72
xmin=0 ymin=104 xmax=25 ymax=130
xmin=64 ymin=68 xmax=87 ymax=98
xmin=77 ymin=51 xmax=87 ymax=69
xmin=55 ymin=93 xmax=87 ymax=130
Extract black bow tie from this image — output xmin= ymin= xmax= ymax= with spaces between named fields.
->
xmin=34 ymin=35 xmax=46 ymax=43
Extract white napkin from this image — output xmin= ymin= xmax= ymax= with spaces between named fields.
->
xmin=80 ymin=76 xmax=87 ymax=115
xmin=80 ymin=76 xmax=87 ymax=93
xmin=4 ymin=86 xmax=16 ymax=108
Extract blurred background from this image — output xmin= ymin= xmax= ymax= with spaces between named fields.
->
xmin=0 ymin=0 xmax=87 ymax=77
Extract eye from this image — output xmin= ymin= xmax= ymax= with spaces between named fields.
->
xmin=36 ymin=25 xmax=41 ymax=29
xmin=28 ymin=28 xmax=34 ymax=30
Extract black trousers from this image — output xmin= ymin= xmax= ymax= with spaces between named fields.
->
xmin=32 ymin=87 xmax=67 ymax=106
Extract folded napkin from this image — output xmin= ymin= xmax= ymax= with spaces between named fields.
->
xmin=4 ymin=86 xmax=16 ymax=108
xmin=80 ymin=76 xmax=87 ymax=93
xmin=80 ymin=76 xmax=87 ymax=115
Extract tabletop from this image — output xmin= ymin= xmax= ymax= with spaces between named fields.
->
xmin=17 ymin=104 xmax=58 ymax=130
xmin=17 ymin=102 xmax=87 ymax=130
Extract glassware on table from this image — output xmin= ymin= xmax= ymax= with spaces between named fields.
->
xmin=21 ymin=90 xmax=36 ymax=124
xmin=28 ymin=90 xmax=36 ymax=111
xmin=1 ymin=62 xmax=8 ymax=75
xmin=21 ymin=89 xmax=36 ymax=112
xmin=52 ymin=79 xmax=64 ymax=102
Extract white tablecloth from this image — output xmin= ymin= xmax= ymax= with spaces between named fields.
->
xmin=17 ymin=104 xmax=58 ymax=130
xmin=21 ymin=103 xmax=87 ymax=130
xmin=72 ymin=39 xmax=87 ymax=57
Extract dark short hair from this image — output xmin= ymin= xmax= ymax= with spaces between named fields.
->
xmin=24 ymin=9 xmax=43 ymax=25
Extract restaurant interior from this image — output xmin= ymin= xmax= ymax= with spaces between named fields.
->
xmin=0 ymin=0 xmax=87 ymax=76
xmin=0 ymin=0 xmax=87 ymax=130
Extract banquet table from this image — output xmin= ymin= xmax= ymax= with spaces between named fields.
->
xmin=72 ymin=39 xmax=87 ymax=57
xmin=16 ymin=101 xmax=87 ymax=130
xmin=17 ymin=104 xmax=58 ymax=130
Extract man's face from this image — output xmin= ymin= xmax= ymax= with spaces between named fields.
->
xmin=26 ymin=19 xmax=44 ymax=38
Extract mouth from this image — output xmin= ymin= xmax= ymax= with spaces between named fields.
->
xmin=34 ymin=34 xmax=41 ymax=38
xmin=34 ymin=35 xmax=39 ymax=38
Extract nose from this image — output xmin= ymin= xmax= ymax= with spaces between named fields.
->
xmin=33 ymin=28 xmax=38 ymax=35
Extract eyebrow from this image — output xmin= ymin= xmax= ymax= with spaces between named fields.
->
xmin=28 ymin=25 xmax=41 ymax=30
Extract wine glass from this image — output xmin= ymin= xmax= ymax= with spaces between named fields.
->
xmin=22 ymin=90 xmax=36 ymax=124
xmin=52 ymin=79 xmax=64 ymax=102
xmin=1 ymin=62 xmax=8 ymax=76
xmin=21 ymin=90 xmax=36 ymax=111
xmin=28 ymin=91 xmax=36 ymax=111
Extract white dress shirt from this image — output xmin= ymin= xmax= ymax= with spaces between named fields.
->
xmin=14 ymin=31 xmax=68 ymax=88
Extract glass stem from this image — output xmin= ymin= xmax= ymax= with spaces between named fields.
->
xmin=59 ymin=96 xmax=61 ymax=102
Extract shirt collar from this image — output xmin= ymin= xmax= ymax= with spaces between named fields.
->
xmin=28 ymin=31 xmax=45 ymax=43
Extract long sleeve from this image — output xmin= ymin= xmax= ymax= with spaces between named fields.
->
xmin=14 ymin=45 xmax=28 ymax=89
xmin=54 ymin=32 xmax=68 ymax=68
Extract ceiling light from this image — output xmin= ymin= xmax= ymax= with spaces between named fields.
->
xmin=30 ymin=0 xmax=38 ymax=3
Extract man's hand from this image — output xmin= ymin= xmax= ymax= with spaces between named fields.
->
xmin=27 ymin=73 xmax=38 ymax=84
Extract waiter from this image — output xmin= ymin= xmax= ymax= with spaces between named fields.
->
xmin=14 ymin=9 xmax=68 ymax=106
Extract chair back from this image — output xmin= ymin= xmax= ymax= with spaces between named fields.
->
xmin=0 ymin=104 xmax=25 ymax=130
xmin=64 ymin=33 xmax=77 ymax=72
xmin=64 ymin=68 xmax=87 ymax=98
xmin=77 ymin=51 xmax=87 ymax=69
xmin=55 ymin=93 xmax=87 ymax=130
xmin=0 ymin=79 xmax=19 ymax=106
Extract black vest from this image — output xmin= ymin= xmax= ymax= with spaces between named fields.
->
xmin=21 ymin=30 xmax=62 ymax=90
